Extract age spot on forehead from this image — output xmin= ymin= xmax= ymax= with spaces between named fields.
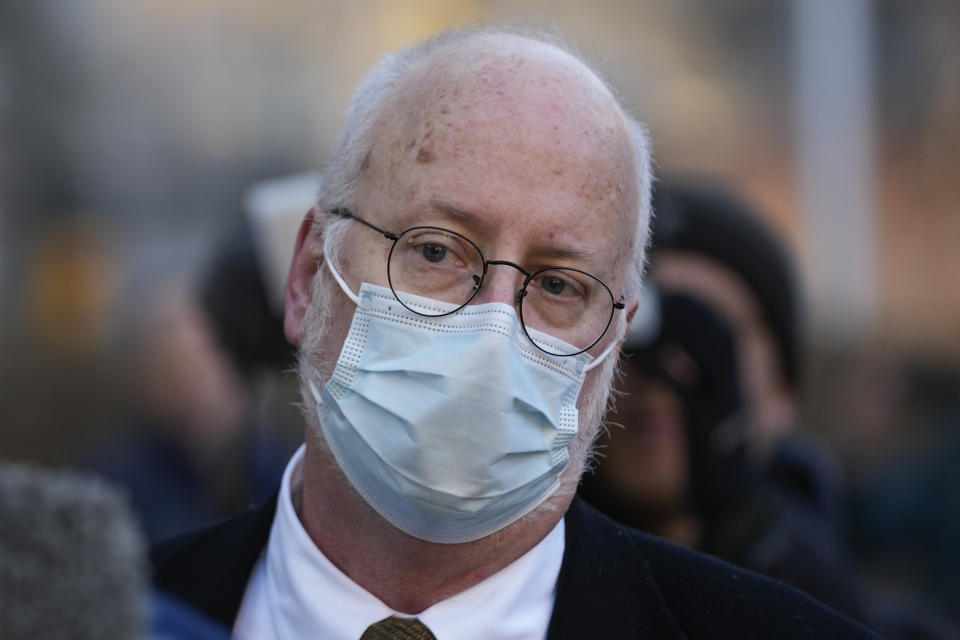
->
xmin=416 ymin=147 xmax=434 ymax=163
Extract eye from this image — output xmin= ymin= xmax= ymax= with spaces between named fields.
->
xmin=540 ymin=275 xmax=567 ymax=295
xmin=421 ymin=243 xmax=447 ymax=263
xmin=529 ymin=268 xmax=592 ymax=303
xmin=399 ymin=228 xmax=481 ymax=274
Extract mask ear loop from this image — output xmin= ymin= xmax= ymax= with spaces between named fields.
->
xmin=308 ymin=379 xmax=323 ymax=407
xmin=324 ymin=258 xmax=361 ymax=305
xmin=582 ymin=312 xmax=626 ymax=372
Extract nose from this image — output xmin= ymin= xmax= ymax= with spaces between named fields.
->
xmin=470 ymin=260 xmax=528 ymax=307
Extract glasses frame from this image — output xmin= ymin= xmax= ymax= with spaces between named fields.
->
xmin=328 ymin=207 xmax=625 ymax=356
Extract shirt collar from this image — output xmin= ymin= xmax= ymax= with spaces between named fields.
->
xmin=263 ymin=444 xmax=564 ymax=639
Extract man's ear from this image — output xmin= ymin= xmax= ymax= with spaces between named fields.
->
xmin=284 ymin=206 xmax=323 ymax=346
xmin=616 ymin=296 xmax=640 ymax=353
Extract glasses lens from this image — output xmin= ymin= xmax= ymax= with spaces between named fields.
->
xmin=387 ymin=227 xmax=484 ymax=315
xmin=519 ymin=267 xmax=615 ymax=356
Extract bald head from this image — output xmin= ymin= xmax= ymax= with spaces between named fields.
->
xmin=364 ymin=34 xmax=633 ymax=224
xmin=317 ymin=28 xmax=652 ymax=297
xmin=379 ymin=32 xmax=630 ymax=159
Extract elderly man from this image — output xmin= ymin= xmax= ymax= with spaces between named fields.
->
xmin=153 ymin=28 xmax=877 ymax=639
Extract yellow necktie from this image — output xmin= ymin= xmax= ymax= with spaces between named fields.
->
xmin=360 ymin=615 xmax=437 ymax=640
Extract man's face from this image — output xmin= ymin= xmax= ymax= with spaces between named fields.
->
xmin=302 ymin=43 xmax=640 ymax=466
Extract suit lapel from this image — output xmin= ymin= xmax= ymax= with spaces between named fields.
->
xmin=546 ymin=498 xmax=687 ymax=639
xmin=151 ymin=492 xmax=279 ymax=627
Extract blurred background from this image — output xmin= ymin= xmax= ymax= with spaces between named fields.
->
xmin=0 ymin=0 xmax=957 ymax=618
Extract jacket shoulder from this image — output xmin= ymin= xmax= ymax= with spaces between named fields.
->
xmin=552 ymin=498 xmax=881 ymax=640
xmin=150 ymin=493 xmax=278 ymax=627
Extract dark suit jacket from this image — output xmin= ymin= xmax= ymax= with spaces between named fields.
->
xmin=152 ymin=496 xmax=880 ymax=639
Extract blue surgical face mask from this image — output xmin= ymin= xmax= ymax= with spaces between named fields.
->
xmin=310 ymin=260 xmax=619 ymax=544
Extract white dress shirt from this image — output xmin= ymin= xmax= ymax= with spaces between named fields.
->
xmin=233 ymin=445 xmax=565 ymax=639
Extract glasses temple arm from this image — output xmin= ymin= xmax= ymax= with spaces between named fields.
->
xmin=328 ymin=208 xmax=399 ymax=240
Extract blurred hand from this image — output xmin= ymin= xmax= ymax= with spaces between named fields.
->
xmin=627 ymin=292 xmax=753 ymax=522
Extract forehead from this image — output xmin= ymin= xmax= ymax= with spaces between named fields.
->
xmin=355 ymin=37 xmax=639 ymax=283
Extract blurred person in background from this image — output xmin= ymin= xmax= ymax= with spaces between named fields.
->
xmin=86 ymin=223 xmax=294 ymax=543
xmin=580 ymin=180 xmax=958 ymax=638
xmin=580 ymin=181 xmax=860 ymax=611
xmin=839 ymin=353 xmax=960 ymax=624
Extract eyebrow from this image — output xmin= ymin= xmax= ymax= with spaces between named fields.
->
xmin=426 ymin=198 xmax=596 ymax=262
xmin=427 ymin=199 xmax=486 ymax=227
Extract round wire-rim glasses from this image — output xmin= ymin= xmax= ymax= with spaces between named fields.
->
xmin=328 ymin=207 xmax=625 ymax=357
